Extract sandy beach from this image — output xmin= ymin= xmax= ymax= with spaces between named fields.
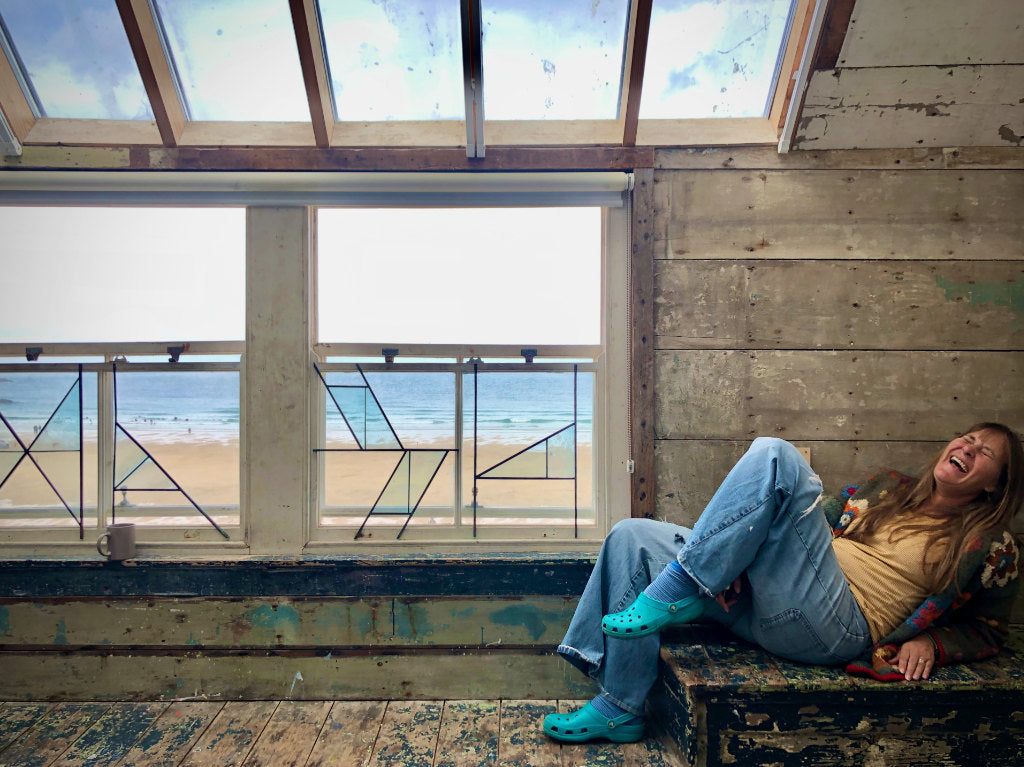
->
xmin=1 ymin=434 xmax=593 ymax=528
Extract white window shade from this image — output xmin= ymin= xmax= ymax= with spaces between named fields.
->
xmin=0 ymin=171 xmax=631 ymax=207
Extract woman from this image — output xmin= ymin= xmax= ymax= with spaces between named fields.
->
xmin=543 ymin=424 xmax=1023 ymax=744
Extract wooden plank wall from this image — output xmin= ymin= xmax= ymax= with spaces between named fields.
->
xmin=795 ymin=0 xmax=1024 ymax=150
xmin=651 ymin=159 xmax=1024 ymax=527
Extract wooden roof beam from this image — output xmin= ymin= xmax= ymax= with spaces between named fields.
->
xmin=115 ymin=0 xmax=185 ymax=147
xmin=289 ymin=0 xmax=334 ymax=148
xmin=621 ymin=0 xmax=652 ymax=147
xmin=461 ymin=0 xmax=485 ymax=158
xmin=0 ymin=38 xmax=34 ymax=144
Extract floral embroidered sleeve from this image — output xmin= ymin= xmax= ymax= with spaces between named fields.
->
xmin=921 ymin=531 xmax=1020 ymax=665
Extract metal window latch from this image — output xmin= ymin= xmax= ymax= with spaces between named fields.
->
xmin=521 ymin=348 xmax=537 ymax=364
xmin=167 ymin=345 xmax=185 ymax=363
xmin=382 ymin=348 xmax=399 ymax=365
xmin=25 ymin=347 xmax=42 ymax=361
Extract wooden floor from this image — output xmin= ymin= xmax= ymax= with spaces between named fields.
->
xmin=0 ymin=699 xmax=684 ymax=766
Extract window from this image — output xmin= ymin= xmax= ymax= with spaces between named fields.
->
xmin=312 ymin=202 xmax=624 ymax=545
xmin=0 ymin=206 xmax=244 ymax=544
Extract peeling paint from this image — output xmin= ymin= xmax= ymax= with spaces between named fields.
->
xmin=935 ymin=275 xmax=1024 ymax=328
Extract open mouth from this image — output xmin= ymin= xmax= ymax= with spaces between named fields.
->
xmin=950 ymin=456 xmax=968 ymax=473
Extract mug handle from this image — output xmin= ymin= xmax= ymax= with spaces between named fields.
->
xmin=97 ymin=534 xmax=111 ymax=558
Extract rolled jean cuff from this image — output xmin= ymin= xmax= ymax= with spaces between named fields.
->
xmin=557 ymin=643 xmax=600 ymax=678
xmin=599 ymin=690 xmax=645 ymax=719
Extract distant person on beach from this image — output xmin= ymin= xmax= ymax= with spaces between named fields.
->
xmin=543 ymin=424 xmax=1022 ymax=744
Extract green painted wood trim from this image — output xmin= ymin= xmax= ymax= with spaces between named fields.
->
xmin=0 ymin=596 xmax=578 ymax=648
xmin=0 ymin=649 xmax=597 ymax=702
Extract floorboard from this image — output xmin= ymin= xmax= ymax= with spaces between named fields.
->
xmin=0 ymin=699 xmax=686 ymax=766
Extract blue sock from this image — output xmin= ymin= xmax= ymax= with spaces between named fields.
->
xmin=644 ymin=560 xmax=698 ymax=604
xmin=590 ymin=695 xmax=641 ymax=724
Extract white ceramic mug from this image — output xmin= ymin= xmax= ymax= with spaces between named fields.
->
xmin=97 ymin=522 xmax=136 ymax=561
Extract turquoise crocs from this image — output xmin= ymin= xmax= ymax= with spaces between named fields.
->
xmin=542 ymin=702 xmax=644 ymax=743
xmin=601 ymin=591 xmax=704 ymax=638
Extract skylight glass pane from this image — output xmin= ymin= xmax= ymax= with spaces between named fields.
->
xmin=0 ymin=0 xmax=152 ymax=119
xmin=152 ymin=0 xmax=308 ymax=121
xmin=640 ymin=0 xmax=797 ymax=119
xmin=482 ymin=0 xmax=629 ymax=120
xmin=317 ymin=0 xmax=463 ymax=121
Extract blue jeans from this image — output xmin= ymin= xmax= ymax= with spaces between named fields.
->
xmin=557 ymin=437 xmax=871 ymax=716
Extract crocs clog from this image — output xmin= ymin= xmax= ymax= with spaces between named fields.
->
xmin=601 ymin=591 xmax=704 ymax=638
xmin=542 ymin=702 xmax=644 ymax=743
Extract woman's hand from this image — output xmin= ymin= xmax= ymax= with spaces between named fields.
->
xmin=714 ymin=577 xmax=742 ymax=613
xmin=896 ymin=634 xmax=937 ymax=681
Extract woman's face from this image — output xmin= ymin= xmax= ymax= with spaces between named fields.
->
xmin=932 ymin=428 xmax=1009 ymax=504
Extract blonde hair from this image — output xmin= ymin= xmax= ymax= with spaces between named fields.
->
xmin=843 ymin=423 xmax=1024 ymax=594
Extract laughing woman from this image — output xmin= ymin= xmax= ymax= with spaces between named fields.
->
xmin=543 ymin=424 xmax=1023 ymax=744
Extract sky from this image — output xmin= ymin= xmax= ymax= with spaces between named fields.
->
xmin=0 ymin=206 xmax=601 ymax=347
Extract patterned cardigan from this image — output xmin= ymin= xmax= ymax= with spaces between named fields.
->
xmin=820 ymin=469 xmax=1021 ymax=682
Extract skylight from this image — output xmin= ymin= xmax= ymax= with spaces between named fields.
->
xmin=152 ymin=0 xmax=309 ymax=121
xmin=640 ymin=0 xmax=797 ymax=119
xmin=317 ymin=0 xmax=464 ymax=121
xmin=0 ymin=0 xmax=811 ymax=149
xmin=0 ymin=0 xmax=151 ymax=119
xmin=481 ymin=0 xmax=630 ymax=120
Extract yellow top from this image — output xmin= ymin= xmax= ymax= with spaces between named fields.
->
xmin=832 ymin=519 xmax=944 ymax=642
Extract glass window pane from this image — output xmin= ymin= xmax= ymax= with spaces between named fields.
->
xmin=152 ymin=0 xmax=308 ymax=120
xmin=0 ymin=207 xmax=245 ymax=343
xmin=0 ymin=371 xmax=98 ymax=528
xmin=0 ymin=0 xmax=152 ymax=119
xmin=482 ymin=0 xmax=629 ymax=120
xmin=640 ymin=0 xmax=797 ymax=119
xmin=317 ymin=0 xmax=463 ymax=121
xmin=317 ymin=208 xmax=600 ymax=345
xmin=114 ymin=370 xmax=239 ymax=527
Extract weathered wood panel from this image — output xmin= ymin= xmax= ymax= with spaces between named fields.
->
xmin=117 ymin=701 xmax=223 ymax=767
xmin=654 ymin=350 xmax=1024 ymax=441
xmin=656 ymin=439 xmax=947 ymax=528
xmin=654 ymin=146 xmax=1024 ymax=171
xmin=305 ymin=701 xmax=387 ymax=767
xmin=0 ymin=649 xmax=597 ymax=701
xmin=50 ymin=701 xmax=167 ymax=765
xmin=495 ymin=699 xmax=560 ymax=767
xmin=632 ymin=168 xmax=658 ymax=519
xmin=796 ymin=65 xmax=1024 ymax=150
xmin=241 ymin=700 xmax=333 ymax=767
xmin=0 ymin=701 xmax=53 ymax=751
xmin=0 ymin=556 xmax=592 ymax=599
xmin=839 ymin=0 xmax=1024 ymax=67
xmin=0 ymin=702 xmax=109 ymax=767
xmin=369 ymin=701 xmax=443 ymax=766
xmin=656 ymin=170 xmax=1024 ymax=261
xmin=0 ymin=596 xmax=576 ymax=649
xmin=184 ymin=701 xmax=278 ymax=767
xmin=433 ymin=700 xmax=500 ymax=767
xmin=656 ymin=260 xmax=1024 ymax=350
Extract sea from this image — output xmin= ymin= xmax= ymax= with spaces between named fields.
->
xmin=0 ymin=369 xmax=594 ymax=449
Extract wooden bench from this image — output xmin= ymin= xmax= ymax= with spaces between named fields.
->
xmin=653 ymin=625 xmax=1024 ymax=767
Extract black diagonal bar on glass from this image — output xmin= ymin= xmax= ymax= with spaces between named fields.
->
xmin=112 ymin=365 xmax=229 ymax=540
xmin=353 ymin=448 xmax=451 ymax=540
xmin=315 ymin=363 xmax=403 ymax=450
xmin=472 ymin=364 xmax=579 ymax=537
xmin=0 ymin=367 xmax=84 ymax=536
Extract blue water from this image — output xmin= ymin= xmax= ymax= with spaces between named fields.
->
xmin=0 ymin=369 xmax=593 ymax=448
